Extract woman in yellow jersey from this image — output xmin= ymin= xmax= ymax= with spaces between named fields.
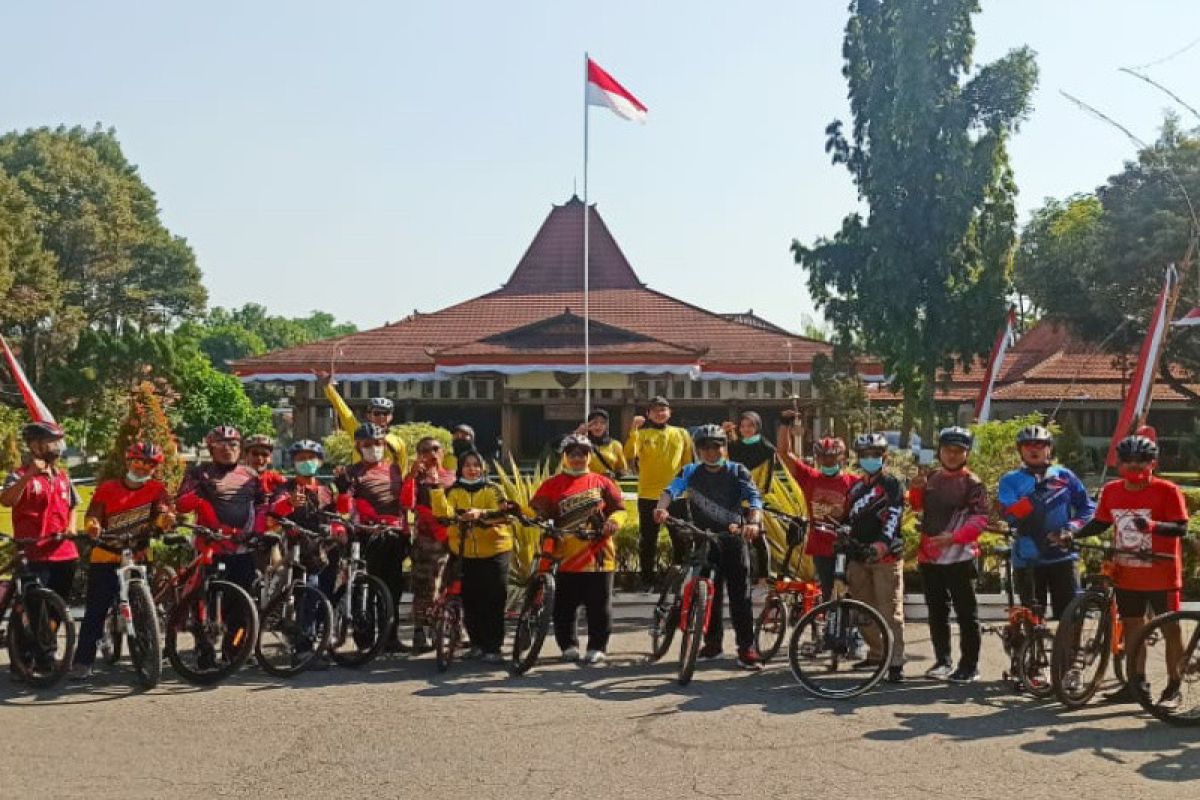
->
xmin=562 ymin=409 xmax=628 ymax=478
xmin=724 ymin=411 xmax=778 ymax=583
xmin=318 ymin=373 xmax=409 ymax=471
xmin=430 ymin=450 xmax=514 ymax=663
xmin=623 ymin=396 xmax=693 ymax=590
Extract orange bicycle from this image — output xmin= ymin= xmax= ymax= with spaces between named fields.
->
xmin=983 ymin=534 xmax=1054 ymax=698
xmin=754 ymin=508 xmax=822 ymax=663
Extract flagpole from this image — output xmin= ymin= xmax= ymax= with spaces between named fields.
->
xmin=582 ymin=51 xmax=592 ymax=420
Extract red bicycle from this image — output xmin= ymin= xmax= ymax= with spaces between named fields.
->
xmin=754 ymin=508 xmax=822 ymax=663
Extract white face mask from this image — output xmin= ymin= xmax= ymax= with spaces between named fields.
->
xmin=125 ymin=471 xmax=152 ymax=486
xmin=360 ymin=445 xmax=385 ymax=464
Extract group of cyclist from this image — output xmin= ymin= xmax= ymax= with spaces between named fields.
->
xmin=0 ymin=383 xmax=1194 ymax=710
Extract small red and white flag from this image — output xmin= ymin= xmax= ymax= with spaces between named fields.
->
xmin=974 ymin=307 xmax=1017 ymax=423
xmin=0 ymin=333 xmax=56 ymax=424
xmin=586 ymin=58 xmax=647 ymax=123
xmin=1106 ymin=265 xmax=1177 ymax=466
xmin=1171 ymin=306 xmax=1200 ymax=327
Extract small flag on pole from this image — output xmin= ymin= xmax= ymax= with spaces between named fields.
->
xmin=1171 ymin=306 xmax=1200 ymax=327
xmin=974 ymin=307 xmax=1017 ymax=423
xmin=0 ymin=333 xmax=56 ymax=424
xmin=586 ymin=58 xmax=648 ymax=123
xmin=1106 ymin=265 xmax=1177 ymax=466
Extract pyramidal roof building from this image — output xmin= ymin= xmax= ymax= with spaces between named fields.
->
xmin=234 ymin=197 xmax=872 ymax=457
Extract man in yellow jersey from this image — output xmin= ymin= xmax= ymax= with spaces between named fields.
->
xmin=318 ymin=373 xmax=408 ymax=471
xmin=565 ymin=409 xmax=628 ymax=478
xmin=624 ymin=396 xmax=693 ymax=591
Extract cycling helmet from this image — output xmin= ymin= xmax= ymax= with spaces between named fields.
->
xmin=693 ymin=424 xmax=728 ymax=447
xmin=354 ymin=422 xmax=387 ymax=441
xmin=244 ymin=434 xmax=275 ymax=452
xmin=558 ymin=433 xmax=593 ymax=453
xmin=938 ymin=426 xmax=974 ymax=451
xmin=367 ymin=397 xmax=394 ymax=414
xmin=288 ymin=439 xmax=325 ymax=460
xmin=1116 ymin=434 xmax=1158 ymax=462
xmin=125 ymin=441 xmax=164 ymax=464
xmin=1015 ymin=425 xmax=1054 ymax=446
xmin=205 ymin=425 xmax=242 ymax=446
xmin=452 ymin=423 xmax=475 ymax=438
xmin=22 ymin=421 xmax=64 ymax=442
xmin=853 ymin=432 xmax=889 ymax=453
xmin=814 ymin=436 xmax=846 ymax=457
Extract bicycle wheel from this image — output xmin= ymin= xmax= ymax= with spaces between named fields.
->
xmin=1016 ymin=623 xmax=1054 ymax=699
xmin=166 ymin=580 xmax=258 ymax=685
xmin=1129 ymin=611 xmax=1200 ymax=727
xmin=754 ymin=594 xmax=788 ymax=663
xmin=1051 ymin=591 xmax=1111 ymax=708
xmin=7 ymin=587 xmax=75 ymax=688
xmin=788 ymin=598 xmax=891 ymax=699
xmin=511 ymin=573 xmax=555 ymax=675
xmin=648 ymin=567 xmax=682 ymax=662
xmin=329 ymin=574 xmax=393 ymax=667
xmin=257 ymin=583 xmax=333 ymax=677
xmin=677 ymin=579 xmax=709 ymax=687
xmin=434 ymin=597 xmax=463 ymax=673
xmin=126 ymin=579 xmax=162 ymax=689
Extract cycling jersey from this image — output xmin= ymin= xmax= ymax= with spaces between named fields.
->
xmin=3 ymin=464 xmax=79 ymax=562
xmin=85 ymin=479 xmax=170 ymax=564
xmin=1092 ymin=476 xmax=1188 ymax=592
xmin=623 ymin=424 xmax=693 ymax=500
xmin=402 ymin=469 xmax=455 ymax=542
xmin=270 ymin=477 xmax=335 ymax=531
xmin=781 ymin=458 xmax=858 ymax=557
xmin=909 ymin=468 xmax=988 ymax=565
xmin=430 ymin=481 xmax=514 ymax=559
xmin=336 ymin=461 xmax=405 ymax=521
xmin=846 ymin=472 xmax=904 ymax=556
xmin=531 ymin=472 xmax=626 ymax=573
xmin=998 ymin=465 xmax=1094 ymax=567
xmin=176 ymin=463 xmax=263 ymax=554
xmin=324 ymin=381 xmax=409 ymax=471
xmin=659 ymin=462 xmax=763 ymax=533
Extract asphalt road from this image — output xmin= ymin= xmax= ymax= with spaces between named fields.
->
xmin=2 ymin=607 xmax=1198 ymax=799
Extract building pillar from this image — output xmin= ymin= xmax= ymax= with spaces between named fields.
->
xmin=500 ymin=400 xmax=519 ymax=463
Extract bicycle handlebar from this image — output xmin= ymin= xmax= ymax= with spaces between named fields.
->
xmin=664 ymin=516 xmax=745 ymax=541
xmin=1072 ymin=541 xmax=1175 ymax=562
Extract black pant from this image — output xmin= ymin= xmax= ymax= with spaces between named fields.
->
xmin=638 ymin=498 xmax=688 ymax=585
xmin=705 ymin=535 xmax=754 ymax=652
xmin=76 ymin=563 xmax=120 ymax=667
xmin=1014 ymin=561 xmax=1079 ymax=620
xmin=365 ymin=533 xmax=409 ymax=637
xmin=213 ymin=552 xmax=257 ymax=651
xmin=29 ymin=559 xmax=77 ymax=601
xmin=813 ymin=555 xmax=836 ymax=602
xmin=553 ymin=572 xmax=613 ymax=653
xmin=461 ymin=552 xmax=511 ymax=655
xmin=920 ymin=560 xmax=981 ymax=669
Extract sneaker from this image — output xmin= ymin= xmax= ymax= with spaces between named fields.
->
xmin=1157 ymin=682 xmax=1182 ymax=711
xmin=925 ymin=661 xmax=954 ymax=680
xmin=465 ymin=647 xmax=484 ymax=660
xmin=948 ymin=666 xmax=980 ymax=684
xmin=737 ymin=648 xmax=764 ymax=671
xmin=560 ymin=646 xmax=580 ymax=662
xmin=69 ymin=663 xmax=93 ymax=682
xmin=699 ymin=642 xmax=724 ymax=660
xmin=886 ymin=666 xmax=904 ymax=684
xmin=583 ymin=650 xmax=607 ymax=665
xmin=482 ymin=652 xmax=504 ymax=664
xmin=1103 ymin=681 xmax=1147 ymax=704
xmin=853 ymin=658 xmax=881 ymax=670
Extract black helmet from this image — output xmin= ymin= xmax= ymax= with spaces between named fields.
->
xmin=354 ymin=422 xmax=387 ymax=441
xmin=452 ymin=423 xmax=475 ymax=438
xmin=853 ymin=432 xmax=889 ymax=453
xmin=558 ymin=433 xmax=593 ymax=453
xmin=288 ymin=439 xmax=325 ymax=460
xmin=1116 ymin=435 xmax=1158 ymax=462
xmin=1016 ymin=425 xmax=1054 ymax=446
xmin=22 ymin=421 xmax=64 ymax=442
xmin=693 ymin=424 xmax=727 ymax=447
xmin=938 ymin=426 xmax=973 ymax=451
xmin=367 ymin=397 xmax=394 ymax=414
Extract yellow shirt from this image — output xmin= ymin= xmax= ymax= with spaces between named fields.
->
xmin=558 ymin=438 xmax=628 ymax=478
xmin=624 ymin=425 xmax=693 ymax=500
xmin=324 ymin=382 xmax=409 ymax=471
xmin=430 ymin=482 xmax=514 ymax=559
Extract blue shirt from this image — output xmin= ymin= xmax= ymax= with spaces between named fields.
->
xmin=997 ymin=465 xmax=1095 ymax=567
xmin=662 ymin=461 xmax=763 ymax=532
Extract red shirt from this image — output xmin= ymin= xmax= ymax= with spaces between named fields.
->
xmin=782 ymin=457 xmax=858 ymax=557
xmin=86 ymin=479 xmax=170 ymax=564
xmin=401 ymin=470 xmax=455 ymax=542
xmin=1094 ymin=476 xmax=1188 ymax=591
xmin=3 ymin=465 xmax=79 ymax=562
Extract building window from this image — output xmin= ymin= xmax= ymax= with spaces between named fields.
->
xmin=439 ymin=381 xmax=452 ymax=399
xmin=473 ymin=380 xmax=489 ymax=399
xmin=421 ymin=381 xmax=434 ymax=398
xmin=672 ymin=380 xmax=685 ymax=398
xmin=747 ymin=381 xmax=759 ymax=397
xmin=763 ymin=380 xmax=776 ymax=398
xmin=366 ymin=381 xmax=380 ymax=398
xmin=708 ymin=381 xmax=722 ymax=399
xmin=456 ymin=379 xmax=469 ymax=398
xmin=690 ymin=381 xmax=702 ymax=399
xmin=654 ymin=380 xmax=667 ymax=398
xmin=531 ymin=389 xmax=543 ymax=399
xmin=636 ymin=380 xmax=650 ymax=399
xmin=600 ymin=388 xmax=613 ymax=399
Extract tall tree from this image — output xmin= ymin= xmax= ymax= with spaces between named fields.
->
xmin=795 ymin=0 xmax=1037 ymax=438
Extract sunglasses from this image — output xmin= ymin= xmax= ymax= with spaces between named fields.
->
xmin=418 ymin=445 xmax=443 ymax=455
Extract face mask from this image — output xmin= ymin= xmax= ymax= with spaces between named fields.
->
xmin=741 ymin=434 xmax=761 ymax=445
xmin=820 ymin=465 xmax=841 ymax=477
xmin=859 ymin=457 xmax=883 ymax=474
xmin=458 ymin=476 xmax=485 ymax=487
xmin=360 ymin=445 xmax=385 ymax=463
xmin=41 ymin=442 xmax=64 ymax=462
xmin=702 ymin=457 xmax=727 ymax=468
xmin=125 ymin=471 xmax=152 ymax=485
xmin=1120 ymin=466 xmax=1152 ymax=484
xmin=562 ymin=466 xmax=589 ymax=477
xmin=295 ymin=460 xmax=321 ymax=477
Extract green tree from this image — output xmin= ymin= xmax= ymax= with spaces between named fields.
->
xmin=795 ymin=0 xmax=1038 ymax=441
xmin=99 ymin=381 xmax=185 ymax=490
xmin=172 ymin=346 xmax=274 ymax=446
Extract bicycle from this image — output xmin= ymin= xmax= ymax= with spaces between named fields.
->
xmin=981 ymin=534 xmax=1053 ymax=698
xmin=753 ymin=508 xmax=822 ymax=663
xmin=90 ymin=528 xmax=163 ymax=688
xmin=786 ymin=527 xmax=894 ymax=699
xmin=0 ymin=535 xmax=76 ymax=687
xmin=154 ymin=525 xmax=260 ymax=685
xmin=510 ymin=516 xmax=604 ymax=676
xmin=248 ymin=517 xmax=335 ymax=677
xmin=1128 ymin=607 xmax=1200 ymax=726
xmin=319 ymin=514 xmax=396 ymax=668
xmin=1051 ymin=541 xmax=1173 ymax=708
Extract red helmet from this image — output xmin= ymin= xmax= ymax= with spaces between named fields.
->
xmin=205 ymin=425 xmax=242 ymax=447
xmin=125 ymin=441 xmax=164 ymax=465
xmin=814 ymin=437 xmax=846 ymax=457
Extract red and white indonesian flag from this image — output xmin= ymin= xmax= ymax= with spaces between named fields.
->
xmin=0 ymin=333 xmax=56 ymax=424
xmin=586 ymin=58 xmax=647 ymax=123
xmin=1106 ymin=265 xmax=1177 ymax=466
xmin=973 ymin=307 xmax=1017 ymax=423
xmin=1171 ymin=306 xmax=1200 ymax=327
